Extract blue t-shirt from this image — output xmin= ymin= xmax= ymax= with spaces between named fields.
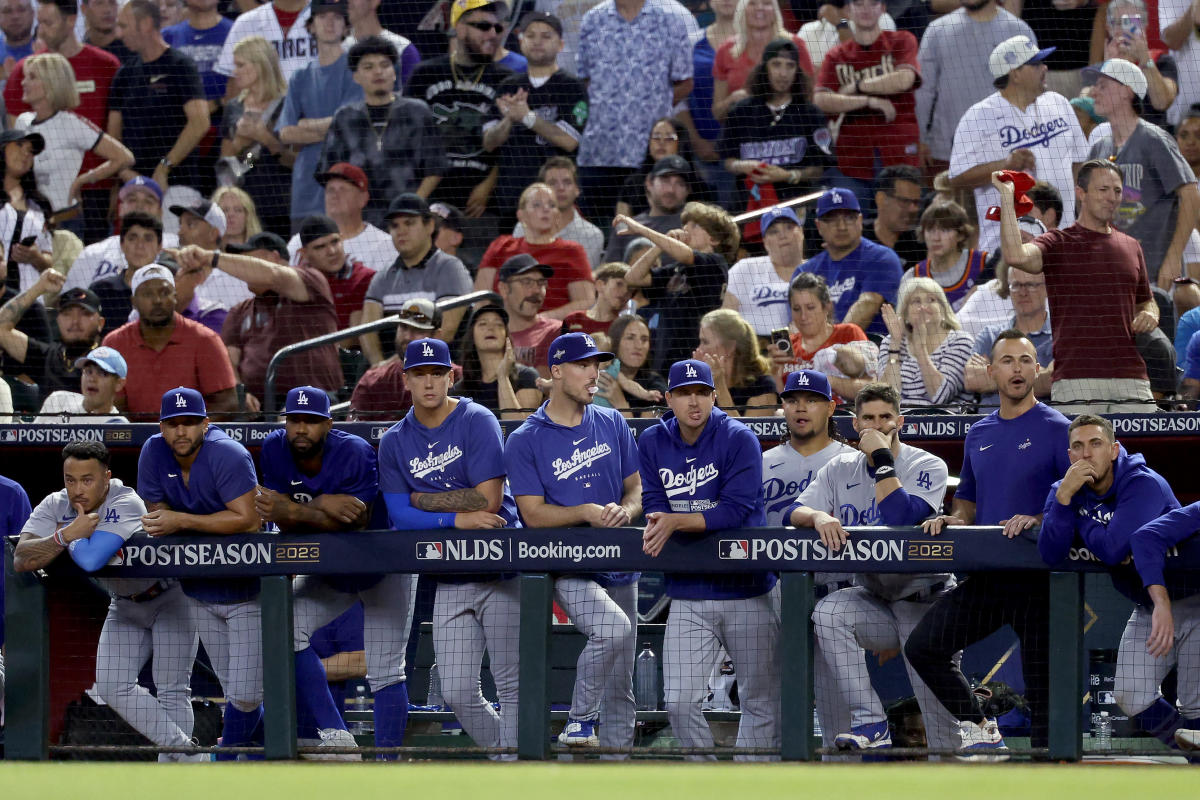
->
xmin=0 ymin=473 xmax=33 ymax=645
xmin=505 ymin=402 xmax=640 ymax=586
xmin=956 ymin=402 xmax=1070 ymax=525
xmin=260 ymin=427 xmax=378 ymax=508
xmin=0 ymin=38 xmax=34 ymax=66
xmin=1175 ymin=307 xmax=1200 ymax=374
xmin=137 ymin=426 xmax=259 ymax=603
xmin=163 ymin=18 xmax=233 ymax=101
xmin=277 ymin=52 xmax=364 ymax=220
xmin=379 ymin=398 xmax=519 ymax=526
xmin=793 ymin=238 xmax=903 ymax=335
xmin=496 ymin=50 xmax=527 ymax=74
xmin=1186 ymin=330 xmax=1200 ymax=381
xmin=688 ymin=36 xmax=719 ymax=142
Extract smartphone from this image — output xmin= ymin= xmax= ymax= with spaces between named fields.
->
xmin=771 ymin=328 xmax=792 ymax=356
xmin=592 ymin=358 xmax=621 ymax=409
xmin=19 ymin=235 xmax=36 ymax=247
xmin=1119 ymin=14 xmax=1143 ymax=38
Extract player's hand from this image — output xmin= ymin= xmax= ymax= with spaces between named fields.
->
xmin=812 ymin=511 xmax=849 ymax=551
xmin=501 ymin=88 xmax=531 ymax=122
xmin=598 ymin=502 xmax=631 ymax=528
xmin=1000 ymin=514 xmax=1040 ymax=539
xmin=872 ymin=648 xmax=901 ymax=665
xmin=65 ymin=502 xmax=100 ymax=542
xmin=922 ymin=514 xmax=966 ymax=536
xmin=254 ymin=486 xmax=292 ymax=523
xmin=454 ymin=510 xmax=505 ymax=529
xmin=310 ymin=493 xmax=367 ymax=525
xmin=1004 ymin=148 xmax=1036 ymax=173
xmin=643 ymin=511 xmax=680 ymax=557
xmin=142 ymin=509 xmax=185 ymax=536
xmin=1147 ymin=596 xmax=1174 ymax=658
xmin=1056 ymin=461 xmax=1098 ymax=503
xmin=857 ymin=427 xmax=893 ymax=461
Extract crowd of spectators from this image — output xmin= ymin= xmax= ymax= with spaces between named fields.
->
xmin=0 ymin=0 xmax=1197 ymax=421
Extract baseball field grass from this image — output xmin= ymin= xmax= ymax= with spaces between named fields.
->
xmin=1 ymin=762 xmax=1195 ymax=799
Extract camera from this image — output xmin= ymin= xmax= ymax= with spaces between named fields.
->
xmin=771 ymin=328 xmax=792 ymax=356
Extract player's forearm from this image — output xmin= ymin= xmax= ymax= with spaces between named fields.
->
xmin=624 ymin=244 xmax=661 ymax=287
xmin=1148 ymin=583 xmax=1170 ymax=609
xmin=948 ymin=499 xmax=976 ymax=524
xmin=12 ymin=534 xmax=65 ymax=572
xmin=174 ymin=510 xmax=260 ymax=534
xmin=273 ymin=500 xmax=341 ymax=532
xmin=1161 ymin=13 xmax=1194 ymax=50
xmin=619 ymin=484 xmax=643 ymax=522
xmin=166 ymin=115 xmax=212 ymax=168
xmin=413 ymin=489 xmax=488 ymax=513
xmin=519 ymin=500 xmax=597 ymax=528
xmin=322 ymin=650 xmax=367 ymax=682
xmin=788 ymin=505 xmax=824 ymax=528
xmin=361 ymin=332 xmax=384 ymax=366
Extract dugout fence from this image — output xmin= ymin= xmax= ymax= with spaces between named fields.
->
xmin=8 ymin=525 xmax=1196 ymax=762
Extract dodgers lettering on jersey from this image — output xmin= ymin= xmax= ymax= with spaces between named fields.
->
xmin=761 ymin=440 xmax=855 ymax=525
xmin=998 ymin=118 xmax=1072 ymax=150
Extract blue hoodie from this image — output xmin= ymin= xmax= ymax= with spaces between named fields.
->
xmin=1040 ymin=448 xmax=1180 ymax=606
xmin=639 ymin=406 xmax=771 ymax=600
xmin=1129 ymin=502 xmax=1200 ymax=601
xmin=505 ymin=401 xmax=640 ymax=587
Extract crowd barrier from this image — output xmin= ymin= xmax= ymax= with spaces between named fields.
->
xmin=9 ymin=525 xmax=1200 ymax=761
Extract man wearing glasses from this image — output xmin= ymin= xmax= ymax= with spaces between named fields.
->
xmin=360 ymin=194 xmax=473 ymax=364
xmin=964 ymin=269 xmax=1055 ymax=407
xmin=498 ymin=253 xmax=560 ymax=379
xmin=792 ymin=188 xmax=903 ymax=337
xmin=865 ymin=165 xmax=927 ymax=270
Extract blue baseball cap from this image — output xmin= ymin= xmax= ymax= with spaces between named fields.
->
xmin=782 ymin=369 xmax=833 ymax=400
xmin=815 ymin=188 xmax=861 ymax=218
xmin=548 ymin=332 xmax=613 ymax=368
xmin=761 ymin=206 xmax=802 ymax=233
xmin=159 ymin=386 xmax=206 ymax=420
xmin=284 ymin=385 xmax=331 ymax=418
xmin=119 ymin=175 xmax=163 ymax=204
xmin=404 ymin=337 xmax=453 ymax=370
xmin=667 ymin=359 xmax=715 ymax=391
xmin=74 ymin=346 xmax=127 ymax=378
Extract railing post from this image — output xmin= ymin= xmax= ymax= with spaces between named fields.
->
xmin=517 ymin=573 xmax=553 ymax=760
xmin=779 ymin=571 xmax=815 ymax=761
xmin=260 ymin=575 xmax=297 ymax=760
xmin=1048 ymin=571 xmax=1084 ymax=762
xmin=4 ymin=541 xmax=49 ymax=760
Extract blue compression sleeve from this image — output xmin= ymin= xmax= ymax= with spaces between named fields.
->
xmin=67 ymin=530 xmax=126 ymax=572
xmin=878 ymin=489 xmax=934 ymax=526
xmin=382 ymin=492 xmax=454 ymax=530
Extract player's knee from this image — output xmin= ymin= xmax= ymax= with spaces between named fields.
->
xmin=1113 ymin=677 xmax=1154 ymax=716
xmin=230 ymin=698 xmax=262 ymax=713
xmin=94 ymin=672 xmax=135 ymax=703
xmin=811 ymin=596 xmax=842 ymax=633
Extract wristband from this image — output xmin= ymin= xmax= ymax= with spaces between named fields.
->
xmin=521 ymin=110 xmax=537 ymax=129
xmin=438 ymin=513 xmax=455 ymax=528
xmin=52 ymin=527 xmax=67 ymax=547
xmin=210 ymin=250 xmax=220 ymax=271
xmin=871 ymin=448 xmax=897 ymax=482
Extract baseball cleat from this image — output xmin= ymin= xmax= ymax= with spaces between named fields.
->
xmin=302 ymin=727 xmax=362 ymax=761
xmin=955 ymin=718 xmax=1010 ymax=762
xmin=834 ymin=721 xmax=892 ymax=750
xmin=1175 ymin=728 xmax=1200 ymax=751
xmin=558 ymin=718 xmax=600 ymax=747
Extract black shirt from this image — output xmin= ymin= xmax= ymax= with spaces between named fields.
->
xmin=452 ymin=364 xmax=540 ymax=415
xmin=110 ymin=47 xmax=206 ymax=185
xmin=404 ymin=55 xmax=514 ymax=208
xmin=492 ymin=69 xmax=588 ymax=211
xmin=642 ymin=249 xmax=729 ymax=371
xmin=865 ymin=224 xmax=926 ymax=271
xmin=89 ymin=274 xmax=133 ymax=336
xmin=718 ymin=96 xmax=831 ymax=218
xmin=22 ymin=338 xmax=97 ymax=398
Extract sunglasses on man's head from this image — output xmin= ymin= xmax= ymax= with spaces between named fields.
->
xmin=464 ymin=20 xmax=505 ymax=33
xmin=400 ymin=308 xmax=433 ymax=325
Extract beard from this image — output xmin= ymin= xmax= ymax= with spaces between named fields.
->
xmin=288 ymin=435 xmax=326 ymax=461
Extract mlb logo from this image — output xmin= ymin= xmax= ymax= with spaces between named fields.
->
xmin=904 ymin=423 xmax=918 ymax=435
xmin=416 ymin=542 xmax=443 ymax=560
xmin=1098 ymin=690 xmax=1116 ymax=705
xmin=0 ymin=429 xmax=16 ymax=442
xmin=719 ymin=539 xmax=749 ymax=560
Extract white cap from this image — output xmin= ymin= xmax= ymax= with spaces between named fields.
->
xmin=130 ymin=264 xmax=176 ymax=294
xmin=169 ymin=200 xmax=227 ymax=238
xmin=1084 ymin=58 xmax=1148 ymax=100
xmin=989 ymin=35 xmax=1057 ymax=79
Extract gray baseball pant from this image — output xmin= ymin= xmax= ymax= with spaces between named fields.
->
xmin=553 ymin=576 xmax=633 ymax=725
xmin=192 ymin=598 xmax=263 ymax=711
xmin=1116 ymin=593 xmax=1200 ymax=717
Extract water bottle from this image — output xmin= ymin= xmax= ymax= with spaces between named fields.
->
xmin=427 ymin=663 xmax=444 ymax=709
xmin=349 ymin=682 xmax=371 ymax=734
xmin=635 ymin=643 xmax=660 ymax=711
xmin=1095 ymin=711 xmax=1112 ymax=751
xmin=813 ymin=709 xmax=822 ymax=739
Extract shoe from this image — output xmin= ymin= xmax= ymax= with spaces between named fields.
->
xmin=1175 ymin=728 xmax=1200 ymax=751
xmin=557 ymin=719 xmax=600 ymax=747
xmin=955 ymin=719 xmax=1010 ymax=762
xmin=301 ymin=728 xmax=361 ymax=761
xmin=834 ymin=721 xmax=892 ymax=750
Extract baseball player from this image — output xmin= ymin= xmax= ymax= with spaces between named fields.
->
xmin=1039 ymin=414 xmax=1186 ymax=749
xmin=13 ymin=441 xmax=204 ymax=762
xmin=1 ymin=473 xmax=34 ymax=728
xmin=1129 ymin=500 xmax=1200 ymax=751
xmin=378 ymin=338 xmax=521 ymax=758
xmin=787 ymin=383 xmax=968 ymax=758
xmin=255 ymin=385 xmax=376 ymax=759
xmin=904 ymin=331 xmax=1069 ymax=752
xmin=639 ymin=358 xmax=777 ymax=760
xmin=137 ymin=387 xmax=262 ymax=759
xmin=504 ymin=332 xmax=642 ymax=752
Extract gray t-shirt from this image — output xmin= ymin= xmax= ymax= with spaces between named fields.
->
xmin=364 ymin=247 xmax=473 ymax=312
xmin=797 ymin=443 xmax=952 ymax=601
xmin=1088 ymin=119 xmax=1197 ymax=281
xmin=24 ymin=478 xmax=155 ymax=597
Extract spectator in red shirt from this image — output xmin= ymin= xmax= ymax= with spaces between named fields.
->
xmin=995 ymin=160 xmax=1158 ymax=413
xmin=173 ymin=233 xmax=342 ymax=413
xmin=101 ymin=263 xmax=237 ymax=416
xmin=474 ymin=182 xmax=595 ymax=321
xmin=294 ymin=213 xmax=375 ymax=333
xmin=498 ymin=253 xmax=561 ymax=379
xmin=561 ymin=262 xmax=631 ymax=342
xmin=814 ymin=0 xmax=920 ymax=203
xmin=712 ymin=0 xmax=815 ymax=122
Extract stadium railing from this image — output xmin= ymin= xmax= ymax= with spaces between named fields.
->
xmin=9 ymin=525 xmax=1197 ymax=762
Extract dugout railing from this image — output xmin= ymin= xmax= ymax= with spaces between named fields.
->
xmin=9 ymin=525 xmax=1198 ymax=762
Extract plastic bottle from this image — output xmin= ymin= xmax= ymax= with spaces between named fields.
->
xmin=635 ymin=643 xmax=660 ymax=711
xmin=427 ymin=663 xmax=444 ymax=709
xmin=1095 ymin=710 xmax=1112 ymax=751
xmin=349 ymin=682 xmax=371 ymax=734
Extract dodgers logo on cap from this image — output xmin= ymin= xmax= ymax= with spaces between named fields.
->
xmin=284 ymin=385 xmax=332 ymax=418
xmin=547 ymin=332 xmax=614 ymax=368
xmin=404 ymin=337 xmax=453 ymax=370
xmin=160 ymin=386 xmax=206 ymax=420
xmin=667 ymin=359 xmax=715 ymax=391
xmin=782 ymin=369 xmax=833 ymax=400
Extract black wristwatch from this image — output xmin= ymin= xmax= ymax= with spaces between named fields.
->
xmin=158 ymin=157 xmax=174 ymax=171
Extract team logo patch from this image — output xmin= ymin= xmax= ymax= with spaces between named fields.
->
xmin=417 ymin=542 xmax=443 ymax=560
xmin=296 ymin=390 xmax=309 ymax=406
xmin=685 ymin=363 xmax=698 ymax=378
xmin=175 ymin=393 xmax=187 ymax=408
xmin=719 ymin=539 xmax=750 ymax=560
